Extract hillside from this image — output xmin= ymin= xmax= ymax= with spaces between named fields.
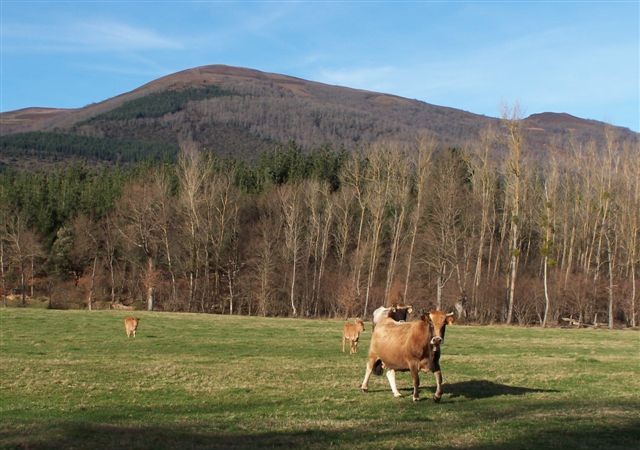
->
xmin=1 ymin=65 xmax=637 ymax=168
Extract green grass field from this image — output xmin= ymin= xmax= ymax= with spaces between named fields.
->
xmin=1 ymin=308 xmax=638 ymax=450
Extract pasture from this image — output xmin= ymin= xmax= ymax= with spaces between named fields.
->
xmin=1 ymin=308 xmax=638 ymax=450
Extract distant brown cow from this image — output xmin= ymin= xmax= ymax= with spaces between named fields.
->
xmin=342 ymin=319 xmax=365 ymax=354
xmin=124 ymin=317 xmax=140 ymax=338
xmin=361 ymin=310 xmax=454 ymax=402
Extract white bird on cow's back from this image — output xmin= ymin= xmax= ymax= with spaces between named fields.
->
xmin=372 ymin=304 xmax=413 ymax=330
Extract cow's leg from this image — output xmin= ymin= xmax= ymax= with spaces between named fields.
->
xmin=433 ymin=370 xmax=443 ymax=402
xmin=361 ymin=358 xmax=375 ymax=392
xmin=410 ymin=365 xmax=420 ymax=402
xmin=386 ymin=369 xmax=402 ymax=398
xmin=342 ymin=336 xmax=346 ymax=352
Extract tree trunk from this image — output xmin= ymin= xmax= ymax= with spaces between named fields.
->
xmin=87 ymin=255 xmax=98 ymax=311
xmin=606 ymin=232 xmax=614 ymax=329
xmin=108 ymin=253 xmax=116 ymax=304
xmin=30 ymin=255 xmax=35 ymax=298
xmin=146 ymin=256 xmax=154 ymax=311
xmin=564 ymin=224 xmax=575 ymax=288
xmin=631 ymin=262 xmax=637 ymax=328
xmin=163 ymin=231 xmax=178 ymax=307
xmin=290 ymin=246 xmax=298 ymax=317
xmin=353 ymin=204 xmax=366 ymax=295
xmin=436 ymin=263 xmax=444 ymax=310
xmin=20 ymin=260 xmax=26 ymax=307
xmin=506 ymin=224 xmax=519 ymax=324
xmin=316 ymin=206 xmax=332 ymax=316
xmin=1 ymin=241 xmax=5 ymax=308
xmin=403 ymin=219 xmax=418 ymax=304
xmin=228 ymin=266 xmax=235 ymax=315
xmin=385 ymin=208 xmax=405 ymax=303
xmin=472 ymin=213 xmax=487 ymax=310
xmin=364 ymin=213 xmax=384 ymax=317
xmin=542 ymin=256 xmax=550 ymax=327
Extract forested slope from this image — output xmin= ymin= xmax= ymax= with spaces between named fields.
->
xmin=0 ymin=66 xmax=637 ymax=328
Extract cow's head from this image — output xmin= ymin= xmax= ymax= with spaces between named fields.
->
xmin=426 ymin=311 xmax=455 ymax=350
xmin=355 ymin=318 xmax=365 ymax=332
xmin=391 ymin=304 xmax=413 ymax=321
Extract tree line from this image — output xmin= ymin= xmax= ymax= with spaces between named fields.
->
xmin=1 ymin=117 xmax=637 ymax=328
xmin=0 ymin=132 xmax=177 ymax=164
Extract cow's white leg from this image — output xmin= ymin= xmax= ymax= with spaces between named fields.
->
xmin=433 ymin=370 xmax=443 ymax=402
xmin=386 ymin=369 xmax=402 ymax=398
xmin=361 ymin=361 xmax=374 ymax=392
xmin=342 ymin=336 xmax=346 ymax=352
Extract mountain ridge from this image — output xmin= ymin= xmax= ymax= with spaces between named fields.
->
xmin=1 ymin=65 xmax=636 ymax=167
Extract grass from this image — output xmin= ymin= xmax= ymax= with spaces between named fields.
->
xmin=1 ymin=308 xmax=638 ymax=450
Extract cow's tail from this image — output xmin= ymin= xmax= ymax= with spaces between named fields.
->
xmin=373 ymin=359 xmax=383 ymax=376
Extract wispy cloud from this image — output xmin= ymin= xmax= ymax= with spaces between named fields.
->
xmin=2 ymin=19 xmax=183 ymax=53
xmin=73 ymin=51 xmax=176 ymax=79
xmin=311 ymin=24 xmax=638 ymax=120
xmin=317 ymin=66 xmax=398 ymax=92
xmin=183 ymin=5 xmax=291 ymax=52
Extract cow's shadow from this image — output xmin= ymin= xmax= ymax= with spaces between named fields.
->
xmin=365 ymin=379 xmax=557 ymax=399
xmin=446 ymin=379 xmax=558 ymax=399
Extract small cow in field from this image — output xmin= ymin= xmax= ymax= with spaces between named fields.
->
xmin=124 ymin=317 xmax=140 ymax=338
xmin=372 ymin=304 xmax=413 ymax=329
xmin=342 ymin=319 xmax=365 ymax=354
xmin=361 ymin=310 xmax=454 ymax=402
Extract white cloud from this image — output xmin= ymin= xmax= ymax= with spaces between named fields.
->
xmin=2 ymin=19 xmax=183 ymax=53
xmin=76 ymin=20 xmax=183 ymax=51
xmin=316 ymin=66 xmax=399 ymax=92
xmin=309 ymin=24 xmax=638 ymax=123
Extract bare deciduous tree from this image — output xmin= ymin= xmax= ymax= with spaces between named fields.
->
xmin=279 ymin=184 xmax=305 ymax=317
xmin=502 ymin=105 xmax=524 ymax=324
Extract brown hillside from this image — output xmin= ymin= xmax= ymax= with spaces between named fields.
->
xmin=1 ymin=65 xmax=637 ymax=164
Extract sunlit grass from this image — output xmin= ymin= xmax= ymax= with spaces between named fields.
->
xmin=1 ymin=308 xmax=638 ymax=449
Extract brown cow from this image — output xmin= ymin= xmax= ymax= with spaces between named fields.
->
xmin=124 ymin=317 xmax=140 ymax=338
xmin=342 ymin=318 xmax=365 ymax=354
xmin=361 ymin=310 xmax=454 ymax=402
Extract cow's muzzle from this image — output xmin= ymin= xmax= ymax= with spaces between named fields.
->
xmin=430 ymin=336 xmax=442 ymax=346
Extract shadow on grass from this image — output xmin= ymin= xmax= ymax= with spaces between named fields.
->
xmin=362 ymin=379 xmax=557 ymax=400
xmin=447 ymin=379 xmax=559 ymax=400
xmin=440 ymin=421 xmax=640 ymax=450
xmin=8 ymin=419 xmax=639 ymax=450
xmin=6 ymin=424 xmax=395 ymax=450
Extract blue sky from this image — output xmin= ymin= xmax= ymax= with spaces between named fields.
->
xmin=1 ymin=1 xmax=638 ymax=131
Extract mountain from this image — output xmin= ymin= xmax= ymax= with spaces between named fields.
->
xmin=1 ymin=65 xmax=636 ymax=168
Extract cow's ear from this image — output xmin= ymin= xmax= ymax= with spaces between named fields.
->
xmin=420 ymin=313 xmax=429 ymax=322
xmin=446 ymin=312 xmax=455 ymax=325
